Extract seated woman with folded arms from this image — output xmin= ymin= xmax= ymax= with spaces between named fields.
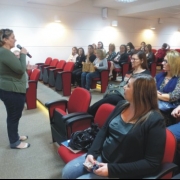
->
xmin=88 ymin=51 xmax=150 ymax=117
xmin=156 ymin=50 xmax=180 ymax=126
xmin=67 ymin=47 xmax=78 ymax=62
xmin=109 ymin=44 xmax=128 ymax=78
xmin=62 ymin=74 xmax=166 ymax=179
xmin=81 ymin=49 xmax=108 ymax=91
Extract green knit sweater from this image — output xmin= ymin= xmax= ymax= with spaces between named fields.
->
xmin=0 ymin=47 xmax=26 ymax=93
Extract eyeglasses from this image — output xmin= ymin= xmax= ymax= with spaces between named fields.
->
xmin=163 ymin=59 xmax=168 ymax=64
xmin=131 ymin=58 xmax=139 ymax=61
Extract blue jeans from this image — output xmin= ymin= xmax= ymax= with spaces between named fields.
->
xmin=168 ymin=122 xmax=180 ymax=142
xmin=62 ymin=154 xmax=110 ymax=179
xmin=81 ymin=71 xmax=100 ymax=90
xmin=0 ymin=89 xmax=25 ymax=148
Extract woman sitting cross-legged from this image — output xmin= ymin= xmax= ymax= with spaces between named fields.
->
xmin=88 ymin=51 xmax=150 ymax=117
xmin=156 ymin=50 xmax=180 ymax=126
xmin=62 ymin=74 xmax=166 ymax=179
xmin=109 ymin=44 xmax=128 ymax=78
xmin=81 ymin=49 xmax=108 ymax=91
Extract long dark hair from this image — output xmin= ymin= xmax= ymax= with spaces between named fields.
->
xmin=98 ymin=41 xmax=104 ymax=49
xmin=127 ymin=42 xmax=135 ymax=49
xmin=123 ymin=74 xmax=159 ymax=124
xmin=78 ymin=47 xmax=85 ymax=56
xmin=132 ymin=51 xmax=148 ymax=70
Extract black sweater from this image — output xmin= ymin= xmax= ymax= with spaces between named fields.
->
xmin=113 ymin=52 xmax=129 ymax=66
xmin=87 ymin=100 xmax=166 ymax=179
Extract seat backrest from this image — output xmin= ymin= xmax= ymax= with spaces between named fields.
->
xmin=150 ymin=62 xmax=157 ymax=77
xmin=160 ymin=129 xmax=177 ymax=179
xmin=30 ymin=69 xmax=40 ymax=81
xmin=162 ymin=129 xmax=176 ymax=163
xmin=107 ymin=61 xmax=111 ymax=70
xmin=50 ymin=59 xmax=59 ymax=67
xmin=45 ymin=57 xmax=52 ymax=65
xmin=94 ymin=104 xmax=115 ymax=128
xmin=152 ymin=49 xmax=157 ymax=54
xmin=63 ymin=62 xmax=75 ymax=72
xmin=68 ymin=87 xmax=91 ymax=113
xmin=57 ymin=60 xmax=66 ymax=69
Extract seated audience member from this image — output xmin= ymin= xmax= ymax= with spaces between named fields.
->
xmin=106 ymin=43 xmax=116 ymax=61
xmin=138 ymin=41 xmax=146 ymax=51
xmin=81 ymin=49 xmax=108 ymax=91
xmin=168 ymin=105 xmax=180 ymax=142
xmin=156 ymin=50 xmax=180 ymax=126
xmin=62 ymin=74 xmax=166 ymax=179
xmin=89 ymin=51 xmax=150 ymax=117
xmin=127 ymin=42 xmax=135 ymax=56
xmin=72 ymin=48 xmax=86 ymax=86
xmin=67 ymin=47 xmax=78 ymax=62
xmin=145 ymin=44 xmax=155 ymax=67
xmin=92 ymin=43 xmax=97 ymax=51
xmin=109 ymin=44 xmax=128 ymax=78
xmin=97 ymin=41 xmax=104 ymax=50
xmin=155 ymin=43 xmax=170 ymax=63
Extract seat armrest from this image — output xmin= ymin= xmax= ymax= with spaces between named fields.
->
xmin=44 ymin=66 xmax=56 ymax=70
xmin=45 ymin=100 xmax=68 ymax=108
xmin=120 ymin=62 xmax=129 ymax=65
xmin=28 ymin=80 xmax=37 ymax=83
xmin=100 ymin=69 xmax=109 ymax=73
xmin=143 ymin=163 xmax=178 ymax=179
xmin=62 ymin=113 xmax=91 ymax=122
xmin=50 ymin=68 xmax=63 ymax=72
xmin=65 ymin=114 xmax=94 ymax=126
xmin=58 ymin=71 xmax=72 ymax=75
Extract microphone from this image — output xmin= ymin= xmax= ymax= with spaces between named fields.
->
xmin=17 ymin=44 xmax=32 ymax=58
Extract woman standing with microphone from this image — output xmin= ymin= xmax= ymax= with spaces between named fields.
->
xmin=0 ymin=29 xmax=30 ymax=149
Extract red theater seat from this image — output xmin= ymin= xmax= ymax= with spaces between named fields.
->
xmin=45 ymin=87 xmax=91 ymax=144
xmin=55 ymin=62 xmax=74 ymax=96
xmin=91 ymin=61 xmax=111 ymax=93
xmin=26 ymin=69 xmax=40 ymax=110
xmin=37 ymin=57 xmax=52 ymax=80
xmin=48 ymin=60 xmax=66 ymax=87
xmin=112 ymin=57 xmax=130 ymax=81
xmin=58 ymin=103 xmax=115 ymax=163
xmin=42 ymin=59 xmax=59 ymax=84
xmin=149 ymin=62 xmax=157 ymax=77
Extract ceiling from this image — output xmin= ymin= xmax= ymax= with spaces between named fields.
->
xmin=26 ymin=0 xmax=180 ymax=19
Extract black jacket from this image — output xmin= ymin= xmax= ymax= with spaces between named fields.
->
xmin=113 ymin=52 xmax=129 ymax=66
xmin=74 ymin=55 xmax=86 ymax=69
xmin=87 ymin=100 xmax=166 ymax=179
xmin=147 ymin=52 xmax=155 ymax=66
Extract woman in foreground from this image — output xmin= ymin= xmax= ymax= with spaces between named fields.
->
xmin=62 ymin=74 xmax=166 ymax=179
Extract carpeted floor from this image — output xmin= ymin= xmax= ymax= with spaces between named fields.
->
xmin=0 ymin=82 xmax=105 ymax=179
xmin=0 ymin=100 xmax=64 ymax=179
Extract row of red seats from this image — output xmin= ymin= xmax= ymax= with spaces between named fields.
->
xmin=45 ymin=87 xmax=177 ymax=179
xmin=36 ymin=53 xmax=159 ymax=96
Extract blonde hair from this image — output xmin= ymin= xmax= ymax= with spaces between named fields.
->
xmin=166 ymin=50 xmax=180 ymax=76
xmin=109 ymin=43 xmax=116 ymax=52
xmin=96 ymin=49 xmax=106 ymax=60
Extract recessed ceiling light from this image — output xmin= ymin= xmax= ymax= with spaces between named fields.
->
xmin=115 ymin=0 xmax=137 ymax=3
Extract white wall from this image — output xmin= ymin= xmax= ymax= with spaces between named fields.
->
xmin=0 ymin=0 xmax=180 ymax=64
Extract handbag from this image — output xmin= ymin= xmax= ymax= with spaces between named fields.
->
xmin=68 ymin=123 xmax=99 ymax=151
xmin=82 ymin=62 xmax=95 ymax=73
xmin=103 ymin=81 xmax=127 ymax=99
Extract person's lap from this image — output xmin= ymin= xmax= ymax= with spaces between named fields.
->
xmin=62 ymin=154 xmax=107 ymax=179
xmin=168 ymin=122 xmax=180 ymax=142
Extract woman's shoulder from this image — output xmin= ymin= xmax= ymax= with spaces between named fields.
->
xmin=141 ymin=69 xmax=150 ymax=75
xmin=156 ymin=72 xmax=166 ymax=78
xmin=144 ymin=110 xmax=165 ymax=126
